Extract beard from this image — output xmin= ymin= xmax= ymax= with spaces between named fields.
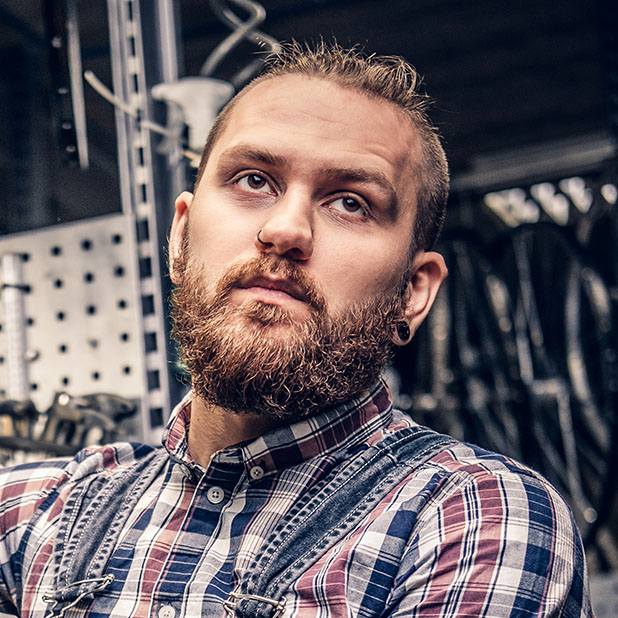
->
xmin=171 ymin=241 xmax=407 ymax=421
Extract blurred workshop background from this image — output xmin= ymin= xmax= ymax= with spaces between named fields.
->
xmin=0 ymin=0 xmax=617 ymax=612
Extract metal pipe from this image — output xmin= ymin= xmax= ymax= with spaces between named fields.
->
xmin=1 ymin=254 xmax=30 ymax=401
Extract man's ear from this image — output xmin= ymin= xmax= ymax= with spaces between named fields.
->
xmin=169 ymin=191 xmax=193 ymax=284
xmin=392 ymin=250 xmax=447 ymax=346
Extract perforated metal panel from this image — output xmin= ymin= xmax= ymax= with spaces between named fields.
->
xmin=0 ymin=214 xmax=145 ymax=413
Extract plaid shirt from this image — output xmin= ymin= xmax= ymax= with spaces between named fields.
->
xmin=0 ymin=382 xmax=591 ymax=617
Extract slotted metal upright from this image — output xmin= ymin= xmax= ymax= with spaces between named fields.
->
xmin=106 ymin=0 xmax=183 ymax=442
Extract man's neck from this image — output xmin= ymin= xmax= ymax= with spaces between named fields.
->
xmin=187 ymin=396 xmax=283 ymax=467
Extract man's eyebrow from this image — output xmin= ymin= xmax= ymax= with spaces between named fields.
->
xmin=216 ymin=144 xmax=287 ymax=168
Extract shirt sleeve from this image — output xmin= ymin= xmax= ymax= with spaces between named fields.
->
xmin=388 ymin=467 xmax=592 ymax=617
xmin=0 ymin=459 xmax=71 ymax=616
xmin=0 ymin=443 xmax=152 ymax=616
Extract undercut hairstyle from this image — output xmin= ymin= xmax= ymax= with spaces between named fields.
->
xmin=194 ymin=40 xmax=449 ymax=252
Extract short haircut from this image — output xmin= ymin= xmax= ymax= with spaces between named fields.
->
xmin=194 ymin=40 xmax=449 ymax=252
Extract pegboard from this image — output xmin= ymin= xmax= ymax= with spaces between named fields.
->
xmin=0 ymin=214 xmax=145 ymax=412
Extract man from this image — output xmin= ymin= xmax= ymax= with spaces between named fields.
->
xmin=0 ymin=42 xmax=592 ymax=617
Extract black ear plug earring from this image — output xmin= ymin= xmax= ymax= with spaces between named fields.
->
xmin=396 ymin=320 xmax=410 ymax=343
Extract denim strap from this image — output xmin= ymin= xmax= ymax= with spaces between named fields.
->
xmin=227 ymin=425 xmax=456 ymax=618
xmin=44 ymin=448 xmax=168 ymax=614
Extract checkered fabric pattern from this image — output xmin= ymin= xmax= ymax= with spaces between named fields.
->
xmin=0 ymin=382 xmax=592 ymax=617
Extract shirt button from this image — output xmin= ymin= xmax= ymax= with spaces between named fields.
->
xmin=158 ymin=605 xmax=175 ymax=618
xmin=249 ymin=465 xmax=264 ymax=480
xmin=207 ymin=485 xmax=224 ymax=504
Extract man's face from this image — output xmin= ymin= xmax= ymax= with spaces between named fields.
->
xmin=170 ymin=75 xmax=446 ymax=417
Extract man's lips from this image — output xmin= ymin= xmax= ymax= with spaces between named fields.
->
xmin=236 ymin=275 xmax=309 ymax=303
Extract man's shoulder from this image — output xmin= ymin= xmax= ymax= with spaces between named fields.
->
xmin=1 ymin=440 xmax=159 ymax=478
xmin=390 ymin=430 xmax=575 ymax=526
xmin=0 ymin=441 xmax=160 ymax=520
xmin=382 ymin=420 xmax=550 ymax=486
xmin=423 ymin=436 xmax=543 ymax=481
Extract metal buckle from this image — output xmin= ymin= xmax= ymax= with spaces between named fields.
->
xmin=42 ymin=574 xmax=115 ymax=618
xmin=223 ymin=587 xmax=286 ymax=618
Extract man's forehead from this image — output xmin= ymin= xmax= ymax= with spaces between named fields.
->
xmin=229 ymin=74 xmax=414 ymax=135
xmin=209 ymin=74 xmax=422 ymax=190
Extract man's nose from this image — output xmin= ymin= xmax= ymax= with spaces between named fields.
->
xmin=255 ymin=192 xmax=314 ymax=260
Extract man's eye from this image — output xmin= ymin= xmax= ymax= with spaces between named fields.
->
xmin=329 ymin=196 xmax=367 ymax=217
xmin=237 ymin=173 xmax=272 ymax=193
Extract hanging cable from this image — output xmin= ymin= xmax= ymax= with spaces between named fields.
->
xmin=84 ymin=0 xmax=279 ymax=166
xmin=202 ymin=0 xmax=280 ymax=87
xmin=84 ymin=70 xmax=201 ymax=163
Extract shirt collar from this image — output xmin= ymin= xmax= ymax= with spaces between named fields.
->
xmin=162 ymin=381 xmax=394 ymax=478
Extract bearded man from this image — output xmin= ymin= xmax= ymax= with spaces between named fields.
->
xmin=0 ymin=42 xmax=592 ymax=618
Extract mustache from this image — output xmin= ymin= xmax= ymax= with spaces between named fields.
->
xmin=214 ymin=254 xmax=327 ymax=313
